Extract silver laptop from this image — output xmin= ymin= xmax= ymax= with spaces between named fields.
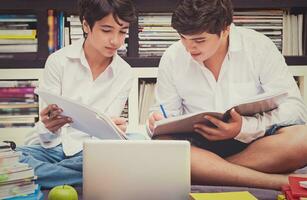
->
xmin=83 ymin=140 xmax=190 ymax=200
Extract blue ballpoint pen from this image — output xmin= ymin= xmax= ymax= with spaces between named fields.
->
xmin=159 ymin=104 xmax=168 ymax=118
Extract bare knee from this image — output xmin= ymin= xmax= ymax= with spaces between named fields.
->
xmin=278 ymin=125 xmax=307 ymax=166
xmin=278 ymin=125 xmax=307 ymax=150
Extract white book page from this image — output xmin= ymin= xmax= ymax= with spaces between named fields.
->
xmin=35 ymin=89 xmax=125 ymax=140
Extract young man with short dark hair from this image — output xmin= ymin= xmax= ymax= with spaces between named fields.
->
xmin=17 ymin=0 xmax=137 ymax=188
xmin=148 ymin=0 xmax=307 ymax=189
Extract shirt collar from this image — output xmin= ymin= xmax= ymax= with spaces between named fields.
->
xmin=65 ymin=38 xmax=119 ymax=76
xmin=228 ymin=23 xmax=242 ymax=52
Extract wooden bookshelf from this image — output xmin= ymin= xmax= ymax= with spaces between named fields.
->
xmin=0 ymin=0 xmax=307 ymax=68
xmin=134 ymin=0 xmax=307 ymax=12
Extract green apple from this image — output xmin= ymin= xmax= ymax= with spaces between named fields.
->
xmin=48 ymin=185 xmax=78 ymax=200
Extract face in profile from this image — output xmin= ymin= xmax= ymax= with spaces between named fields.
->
xmin=83 ymin=13 xmax=129 ymax=58
xmin=180 ymin=29 xmax=229 ymax=63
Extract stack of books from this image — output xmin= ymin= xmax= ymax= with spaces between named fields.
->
xmin=138 ymin=13 xmax=180 ymax=57
xmin=0 ymin=14 xmax=37 ymax=54
xmin=0 ymin=142 xmax=43 ymax=199
xmin=233 ymin=10 xmax=283 ymax=52
xmin=233 ymin=10 xmax=304 ymax=56
xmin=65 ymin=15 xmax=81 ymax=45
xmin=281 ymin=176 xmax=307 ymax=200
xmin=0 ymin=80 xmax=39 ymax=128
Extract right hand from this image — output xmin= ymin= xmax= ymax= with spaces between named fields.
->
xmin=148 ymin=112 xmax=164 ymax=133
xmin=40 ymin=104 xmax=72 ymax=133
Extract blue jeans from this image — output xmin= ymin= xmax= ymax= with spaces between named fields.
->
xmin=17 ymin=133 xmax=147 ymax=189
xmin=17 ymin=145 xmax=83 ymax=189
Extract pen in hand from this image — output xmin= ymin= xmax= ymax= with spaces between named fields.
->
xmin=159 ymin=104 xmax=168 ymax=118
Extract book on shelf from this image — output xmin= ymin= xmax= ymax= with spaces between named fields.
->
xmin=35 ymin=89 xmax=126 ymax=140
xmin=0 ymin=81 xmax=38 ymax=88
xmin=0 ymin=103 xmax=38 ymax=109
xmin=153 ymin=91 xmax=287 ymax=137
xmin=0 ymin=15 xmax=37 ymax=23
xmin=0 ymin=39 xmax=37 ymax=45
xmin=138 ymin=81 xmax=156 ymax=124
xmin=189 ymin=191 xmax=258 ymax=200
xmin=0 ymin=44 xmax=37 ymax=53
xmin=0 ymin=30 xmax=36 ymax=40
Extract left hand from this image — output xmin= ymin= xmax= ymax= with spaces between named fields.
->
xmin=111 ymin=117 xmax=127 ymax=133
xmin=194 ymin=109 xmax=242 ymax=141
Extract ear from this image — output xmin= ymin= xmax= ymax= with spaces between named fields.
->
xmin=82 ymin=19 xmax=90 ymax=34
xmin=221 ymin=25 xmax=230 ymax=38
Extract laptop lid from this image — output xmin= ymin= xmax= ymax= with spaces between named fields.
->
xmin=83 ymin=140 xmax=190 ymax=200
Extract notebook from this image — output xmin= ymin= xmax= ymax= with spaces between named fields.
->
xmin=153 ymin=91 xmax=287 ymax=137
xmin=35 ymin=89 xmax=126 ymax=140
xmin=189 ymin=191 xmax=258 ymax=200
xmin=83 ymin=140 xmax=191 ymax=200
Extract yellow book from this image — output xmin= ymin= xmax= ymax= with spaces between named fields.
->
xmin=277 ymin=194 xmax=286 ymax=200
xmin=0 ymin=30 xmax=36 ymax=39
xmin=189 ymin=191 xmax=258 ymax=200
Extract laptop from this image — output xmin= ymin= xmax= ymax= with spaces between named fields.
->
xmin=83 ymin=140 xmax=190 ymax=200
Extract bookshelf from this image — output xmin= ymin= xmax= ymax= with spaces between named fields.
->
xmin=1 ymin=0 xmax=307 ymax=144
xmin=0 ymin=69 xmax=43 ymax=145
xmin=0 ymin=0 xmax=307 ymax=68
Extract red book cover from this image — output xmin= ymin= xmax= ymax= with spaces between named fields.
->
xmin=288 ymin=176 xmax=307 ymax=198
xmin=282 ymin=185 xmax=299 ymax=200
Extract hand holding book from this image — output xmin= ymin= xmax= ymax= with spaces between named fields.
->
xmin=194 ymin=108 xmax=243 ymax=141
xmin=40 ymin=104 xmax=72 ymax=133
xmin=35 ymin=89 xmax=127 ymax=140
xmin=153 ymin=91 xmax=288 ymax=137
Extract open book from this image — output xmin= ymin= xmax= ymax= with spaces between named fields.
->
xmin=35 ymin=89 xmax=126 ymax=140
xmin=153 ymin=91 xmax=288 ymax=137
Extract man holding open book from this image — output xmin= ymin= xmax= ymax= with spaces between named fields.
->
xmin=148 ymin=0 xmax=307 ymax=189
xmin=16 ymin=0 xmax=137 ymax=188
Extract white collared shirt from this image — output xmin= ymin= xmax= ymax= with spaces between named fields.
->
xmin=151 ymin=24 xmax=307 ymax=143
xmin=36 ymin=38 xmax=134 ymax=155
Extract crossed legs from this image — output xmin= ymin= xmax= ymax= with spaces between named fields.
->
xmin=190 ymin=125 xmax=307 ymax=189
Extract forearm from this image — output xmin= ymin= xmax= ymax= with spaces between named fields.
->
xmin=236 ymin=100 xmax=307 ymax=143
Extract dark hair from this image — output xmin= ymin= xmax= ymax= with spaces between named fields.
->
xmin=171 ymin=0 xmax=233 ymax=35
xmin=78 ymin=0 xmax=137 ymax=37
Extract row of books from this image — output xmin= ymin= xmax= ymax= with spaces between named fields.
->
xmin=138 ymin=80 xmax=156 ymax=124
xmin=0 ymin=142 xmax=43 ymax=199
xmin=138 ymin=13 xmax=180 ymax=57
xmin=138 ymin=10 xmax=305 ymax=57
xmin=47 ymin=10 xmax=67 ymax=53
xmin=233 ymin=10 xmax=283 ymax=52
xmin=0 ymin=80 xmax=39 ymax=128
xmin=0 ymin=14 xmax=37 ymax=53
xmin=1 ymin=10 xmax=304 ymax=57
xmin=283 ymin=11 xmax=304 ymax=56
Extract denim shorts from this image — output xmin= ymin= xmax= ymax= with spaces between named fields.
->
xmin=170 ymin=124 xmax=293 ymax=158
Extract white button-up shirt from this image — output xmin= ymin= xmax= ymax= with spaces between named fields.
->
xmin=151 ymin=24 xmax=307 ymax=143
xmin=36 ymin=39 xmax=134 ymax=156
